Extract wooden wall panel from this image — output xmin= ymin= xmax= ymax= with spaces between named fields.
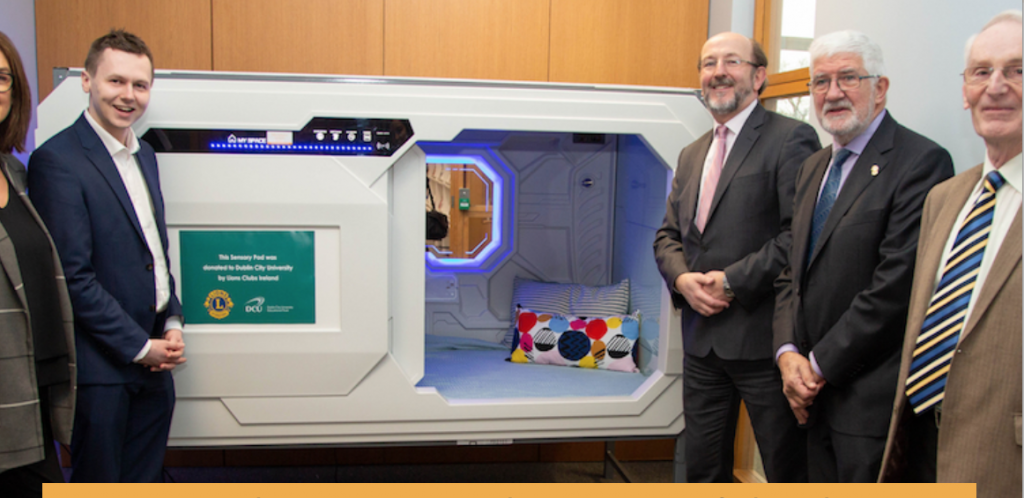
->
xmin=211 ymin=0 xmax=384 ymax=75
xmin=35 ymin=0 xmax=212 ymax=99
xmin=549 ymin=0 xmax=708 ymax=89
xmin=384 ymin=0 xmax=549 ymax=81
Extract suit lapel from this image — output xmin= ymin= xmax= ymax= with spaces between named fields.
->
xmin=919 ymin=168 xmax=982 ymax=293
xmin=73 ymin=116 xmax=147 ymax=244
xmin=706 ymin=105 xmax=765 ymax=225
xmin=681 ymin=131 xmax=714 ymax=227
xmin=962 ymin=208 xmax=1022 ymax=340
xmin=797 ymin=151 xmax=831 ymax=277
xmin=808 ymin=113 xmax=895 ymax=267
xmin=137 ymin=150 xmax=165 ymax=234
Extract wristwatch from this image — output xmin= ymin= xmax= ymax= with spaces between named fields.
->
xmin=722 ymin=273 xmax=735 ymax=299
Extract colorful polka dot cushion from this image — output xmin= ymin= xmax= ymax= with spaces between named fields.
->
xmin=510 ymin=307 xmax=640 ymax=373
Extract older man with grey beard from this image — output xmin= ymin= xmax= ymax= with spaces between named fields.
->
xmin=655 ymin=31 xmax=819 ymax=483
xmin=772 ymin=30 xmax=953 ymax=482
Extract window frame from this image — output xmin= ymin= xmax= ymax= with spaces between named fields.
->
xmin=754 ymin=0 xmax=812 ymax=103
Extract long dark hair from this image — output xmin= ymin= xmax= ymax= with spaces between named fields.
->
xmin=0 ymin=31 xmax=31 ymax=154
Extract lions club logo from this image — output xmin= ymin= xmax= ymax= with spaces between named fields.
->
xmin=204 ymin=289 xmax=234 ymax=320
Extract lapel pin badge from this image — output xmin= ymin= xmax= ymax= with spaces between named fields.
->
xmin=870 ymin=165 xmax=879 ymax=177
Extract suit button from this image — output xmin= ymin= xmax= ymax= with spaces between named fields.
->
xmin=149 ymin=305 xmax=156 ymax=311
xmin=800 ymin=341 xmax=809 ymax=350
xmin=146 ymin=264 xmax=154 ymax=271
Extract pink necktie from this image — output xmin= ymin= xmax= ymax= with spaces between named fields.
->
xmin=696 ymin=125 xmax=728 ymax=232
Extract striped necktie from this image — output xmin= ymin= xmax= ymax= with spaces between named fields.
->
xmin=906 ymin=170 xmax=1006 ymax=414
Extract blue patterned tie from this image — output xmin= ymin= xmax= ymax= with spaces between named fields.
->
xmin=807 ymin=148 xmax=853 ymax=267
xmin=906 ymin=170 xmax=1006 ymax=414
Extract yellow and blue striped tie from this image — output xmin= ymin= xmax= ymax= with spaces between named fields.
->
xmin=906 ymin=170 xmax=1006 ymax=414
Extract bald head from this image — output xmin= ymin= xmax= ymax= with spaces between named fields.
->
xmin=699 ymin=33 xmax=768 ymax=123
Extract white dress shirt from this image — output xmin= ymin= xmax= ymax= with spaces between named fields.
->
xmin=83 ymin=111 xmax=182 ymax=361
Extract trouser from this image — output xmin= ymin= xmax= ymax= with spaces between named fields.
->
xmin=806 ymin=415 xmax=887 ymax=482
xmin=683 ymin=351 xmax=808 ymax=483
xmin=69 ymin=371 xmax=175 ymax=483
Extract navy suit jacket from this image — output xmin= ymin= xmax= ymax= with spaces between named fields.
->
xmin=28 ymin=114 xmax=182 ymax=385
xmin=773 ymin=112 xmax=953 ymax=437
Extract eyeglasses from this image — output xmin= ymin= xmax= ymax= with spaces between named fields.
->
xmin=962 ymin=66 xmax=1023 ymax=86
xmin=700 ymin=57 xmax=760 ymax=72
xmin=808 ymin=73 xmax=880 ymax=93
xmin=0 ymin=72 xmax=12 ymax=93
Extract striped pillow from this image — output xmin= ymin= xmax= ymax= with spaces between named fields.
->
xmin=502 ymin=277 xmax=629 ymax=347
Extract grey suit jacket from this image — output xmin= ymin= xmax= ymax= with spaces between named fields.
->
xmin=773 ymin=111 xmax=954 ymax=436
xmin=0 ymin=154 xmax=76 ymax=474
xmin=654 ymin=104 xmax=820 ymax=360
xmin=880 ymin=164 xmax=1022 ymax=497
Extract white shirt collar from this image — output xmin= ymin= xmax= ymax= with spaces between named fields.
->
xmin=83 ymin=110 xmax=141 ymax=157
xmin=984 ymin=151 xmax=1022 ymax=193
xmin=718 ymin=99 xmax=759 ymax=137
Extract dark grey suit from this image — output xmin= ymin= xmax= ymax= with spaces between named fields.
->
xmin=655 ymin=104 xmax=820 ymax=482
xmin=773 ymin=111 xmax=953 ymax=482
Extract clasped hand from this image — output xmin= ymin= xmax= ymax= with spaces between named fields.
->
xmin=674 ymin=270 xmax=732 ymax=316
xmin=778 ymin=351 xmax=824 ymax=424
xmin=140 ymin=328 xmax=187 ymax=372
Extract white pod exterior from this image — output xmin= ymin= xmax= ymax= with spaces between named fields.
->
xmin=36 ymin=71 xmax=711 ymax=447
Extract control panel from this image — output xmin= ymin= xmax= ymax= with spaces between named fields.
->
xmin=143 ymin=117 xmax=413 ymax=157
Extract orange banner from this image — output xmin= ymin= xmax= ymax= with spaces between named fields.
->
xmin=43 ymin=483 xmax=976 ymax=498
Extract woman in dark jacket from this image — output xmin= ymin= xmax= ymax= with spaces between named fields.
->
xmin=0 ymin=31 xmax=77 ymax=494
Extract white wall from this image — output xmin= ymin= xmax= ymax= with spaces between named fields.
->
xmin=0 ymin=0 xmax=37 ymax=164
xmin=815 ymin=0 xmax=1020 ymax=173
xmin=709 ymin=0 xmax=756 ymax=38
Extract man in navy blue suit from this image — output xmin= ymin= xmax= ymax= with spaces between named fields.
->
xmin=28 ymin=30 xmax=185 ymax=483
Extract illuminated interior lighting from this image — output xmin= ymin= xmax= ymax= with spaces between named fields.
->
xmin=424 ymin=154 xmax=503 ymax=269
xmin=467 ymin=232 xmax=490 ymax=256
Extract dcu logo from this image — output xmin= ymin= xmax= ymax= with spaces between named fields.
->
xmin=245 ymin=296 xmax=265 ymax=313
xmin=204 ymin=289 xmax=234 ymax=320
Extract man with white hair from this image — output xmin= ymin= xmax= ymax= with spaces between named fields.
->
xmin=880 ymin=11 xmax=1022 ymax=496
xmin=772 ymin=30 xmax=953 ymax=481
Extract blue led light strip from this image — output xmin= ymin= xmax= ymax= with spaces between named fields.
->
xmin=209 ymin=142 xmax=375 ymax=153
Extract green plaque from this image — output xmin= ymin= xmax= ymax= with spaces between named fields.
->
xmin=180 ymin=231 xmax=315 ymax=324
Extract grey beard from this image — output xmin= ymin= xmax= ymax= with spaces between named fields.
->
xmin=707 ymin=95 xmax=739 ymax=115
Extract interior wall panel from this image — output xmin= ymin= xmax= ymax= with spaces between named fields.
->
xmin=35 ymin=0 xmax=212 ymax=99
xmin=211 ymin=0 xmax=384 ymax=75
xmin=549 ymin=0 xmax=707 ymax=88
xmin=383 ymin=0 xmax=549 ymax=81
